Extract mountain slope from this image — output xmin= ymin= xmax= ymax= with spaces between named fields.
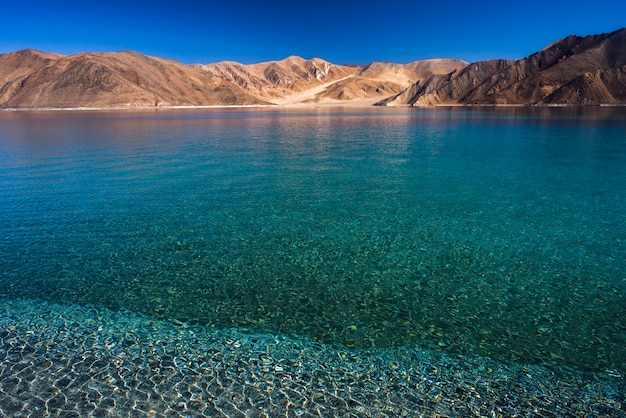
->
xmin=378 ymin=28 xmax=626 ymax=106
xmin=0 ymin=50 xmax=269 ymax=108
xmin=307 ymin=59 xmax=468 ymax=103
xmin=377 ymin=60 xmax=514 ymax=105
xmin=358 ymin=59 xmax=468 ymax=84
xmin=2 ymin=28 xmax=625 ymax=109
xmin=257 ymin=58 xmax=469 ymax=104
xmin=200 ymin=56 xmax=358 ymax=100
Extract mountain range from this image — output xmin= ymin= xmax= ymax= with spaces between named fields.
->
xmin=1 ymin=28 xmax=625 ymax=109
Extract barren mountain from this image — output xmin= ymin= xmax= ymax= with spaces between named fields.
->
xmin=377 ymin=60 xmax=514 ymax=106
xmin=359 ymin=59 xmax=468 ymax=84
xmin=0 ymin=50 xmax=268 ymax=108
xmin=0 ymin=50 xmax=465 ymax=108
xmin=200 ymin=56 xmax=358 ymax=100
xmin=304 ymin=59 xmax=469 ymax=103
xmin=261 ymin=58 xmax=468 ymax=104
xmin=378 ymin=28 xmax=626 ymax=106
xmin=1 ymin=28 xmax=625 ymax=109
xmin=0 ymin=49 xmax=63 ymax=85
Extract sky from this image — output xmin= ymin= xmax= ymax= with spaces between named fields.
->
xmin=1 ymin=0 xmax=625 ymax=65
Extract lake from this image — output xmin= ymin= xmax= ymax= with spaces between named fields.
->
xmin=1 ymin=107 xmax=625 ymax=416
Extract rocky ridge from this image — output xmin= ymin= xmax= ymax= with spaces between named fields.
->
xmin=0 ymin=49 xmax=269 ymax=108
xmin=199 ymin=56 xmax=359 ymax=100
xmin=378 ymin=28 xmax=626 ymax=106
xmin=1 ymin=28 xmax=625 ymax=109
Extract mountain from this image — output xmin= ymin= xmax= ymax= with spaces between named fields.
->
xmin=0 ymin=51 xmax=466 ymax=108
xmin=378 ymin=28 xmax=626 ymax=106
xmin=1 ymin=28 xmax=625 ymax=109
xmin=305 ymin=59 xmax=468 ymax=103
xmin=199 ymin=56 xmax=358 ymax=100
xmin=0 ymin=49 xmax=269 ymax=108
xmin=202 ymin=57 xmax=456 ymax=105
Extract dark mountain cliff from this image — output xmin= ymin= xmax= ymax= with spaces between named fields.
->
xmin=378 ymin=28 xmax=626 ymax=106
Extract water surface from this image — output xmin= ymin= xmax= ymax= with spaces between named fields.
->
xmin=1 ymin=107 xmax=625 ymax=373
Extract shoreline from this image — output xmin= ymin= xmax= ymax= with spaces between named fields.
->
xmin=2 ymin=102 xmax=626 ymax=112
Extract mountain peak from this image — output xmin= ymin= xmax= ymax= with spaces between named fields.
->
xmin=2 ymin=28 xmax=625 ymax=108
xmin=377 ymin=27 xmax=626 ymax=106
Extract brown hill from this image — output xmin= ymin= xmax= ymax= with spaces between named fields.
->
xmin=305 ymin=59 xmax=468 ymax=103
xmin=377 ymin=60 xmax=514 ymax=105
xmin=0 ymin=50 xmax=268 ymax=108
xmin=0 ymin=51 xmax=468 ymax=108
xmin=198 ymin=57 xmax=467 ymax=105
xmin=543 ymin=68 xmax=626 ymax=104
xmin=0 ymin=49 xmax=63 ymax=84
xmin=200 ymin=56 xmax=358 ymax=100
xmin=378 ymin=28 xmax=626 ymax=106
xmin=359 ymin=59 xmax=468 ymax=84
xmin=309 ymin=76 xmax=404 ymax=102
xmin=2 ymin=28 xmax=625 ymax=109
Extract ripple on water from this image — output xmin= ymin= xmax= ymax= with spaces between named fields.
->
xmin=0 ymin=298 xmax=623 ymax=417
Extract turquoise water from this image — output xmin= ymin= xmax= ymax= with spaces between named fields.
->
xmin=1 ymin=107 xmax=625 ymax=374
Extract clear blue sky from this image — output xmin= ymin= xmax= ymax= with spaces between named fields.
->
xmin=1 ymin=0 xmax=624 ymax=65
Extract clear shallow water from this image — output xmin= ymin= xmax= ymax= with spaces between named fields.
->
xmin=1 ymin=107 xmax=625 ymax=373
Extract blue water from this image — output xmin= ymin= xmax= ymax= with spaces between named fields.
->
xmin=1 ymin=107 xmax=625 ymax=373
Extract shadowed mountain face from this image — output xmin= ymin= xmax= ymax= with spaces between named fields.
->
xmin=378 ymin=28 xmax=626 ymax=106
xmin=1 ymin=28 xmax=625 ymax=108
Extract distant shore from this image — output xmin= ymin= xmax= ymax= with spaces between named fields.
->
xmin=2 ymin=102 xmax=626 ymax=112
